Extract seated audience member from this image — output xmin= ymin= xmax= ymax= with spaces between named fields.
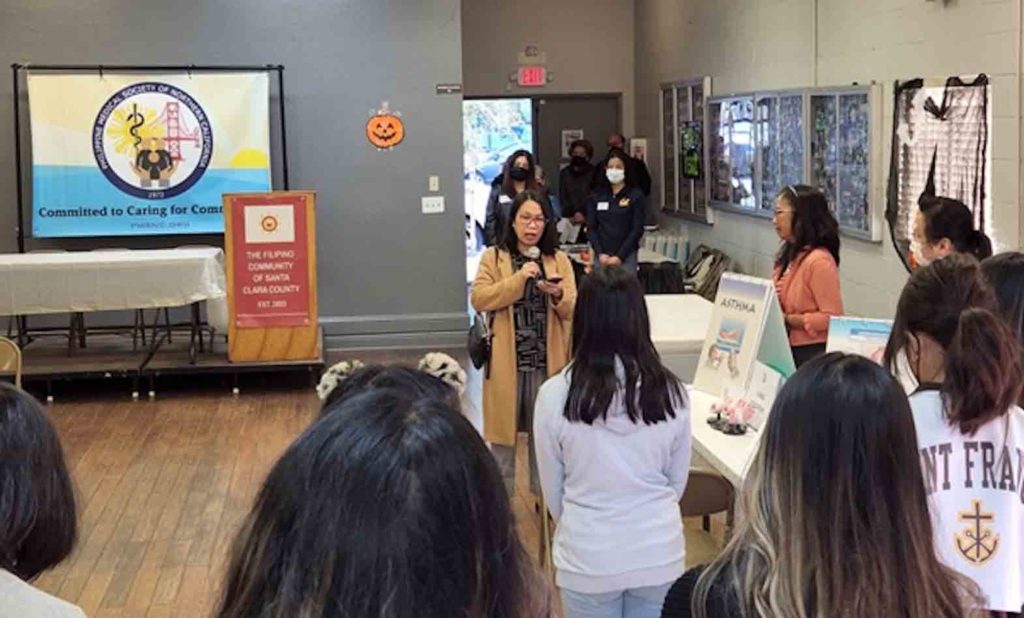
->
xmin=315 ymin=352 xmax=468 ymax=410
xmin=0 ymin=384 xmax=84 ymax=618
xmin=217 ymin=387 xmax=552 ymax=618
xmin=885 ymin=255 xmax=1024 ymax=614
xmin=534 ymin=266 xmax=691 ymax=617
xmin=662 ymin=354 xmax=978 ymax=618
xmin=913 ymin=195 xmax=993 ymax=266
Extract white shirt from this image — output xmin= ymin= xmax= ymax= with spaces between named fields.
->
xmin=910 ymin=388 xmax=1024 ymax=612
xmin=533 ymin=365 xmax=692 ymax=594
xmin=0 ymin=569 xmax=85 ymax=618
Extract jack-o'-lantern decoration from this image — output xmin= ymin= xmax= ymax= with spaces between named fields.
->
xmin=366 ymin=102 xmax=405 ymax=150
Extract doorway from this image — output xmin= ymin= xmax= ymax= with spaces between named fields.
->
xmin=462 ymin=94 xmax=621 ymax=284
xmin=532 ymin=95 xmax=621 ymax=198
xmin=463 ymin=98 xmax=534 ymax=283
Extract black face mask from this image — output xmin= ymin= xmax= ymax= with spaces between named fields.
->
xmin=509 ymin=167 xmax=530 ymax=182
xmin=570 ymin=156 xmax=588 ymax=168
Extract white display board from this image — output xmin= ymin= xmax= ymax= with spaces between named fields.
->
xmin=826 ymin=316 xmax=893 ymax=365
xmin=693 ymin=273 xmax=795 ymax=398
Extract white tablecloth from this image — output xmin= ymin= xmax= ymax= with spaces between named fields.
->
xmin=646 ymin=294 xmax=713 ymax=382
xmin=0 ymin=248 xmax=227 ymax=317
xmin=646 ymin=294 xmax=713 ymax=354
xmin=688 ymin=388 xmax=761 ymax=486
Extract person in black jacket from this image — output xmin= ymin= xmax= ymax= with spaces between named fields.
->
xmin=587 ymin=149 xmax=646 ymax=272
xmin=558 ymin=140 xmax=595 ymax=242
xmin=484 ymin=150 xmax=539 ymax=247
xmin=608 ymin=133 xmax=651 ymax=197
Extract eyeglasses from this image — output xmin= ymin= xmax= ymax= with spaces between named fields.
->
xmin=517 ymin=215 xmax=547 ymax=227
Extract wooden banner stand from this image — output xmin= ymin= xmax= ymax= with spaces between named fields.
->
xmin=224 ymin=191 xmax=320 ymax=362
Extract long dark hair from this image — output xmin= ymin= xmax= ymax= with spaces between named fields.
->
xmin=981 ymin=251 xmax=1024 ymax=344
xmin=500 ymin=189 xmax=559 ymax=256
xmin=774 ymin=185 xmax=840 ymax=272
xmin=693 ymin=353 xmax=976 ymax=617
xmin=218 ymin=390 xmax=549 ymax=618
xmin=884 ymin=255 xmax=1022 ymax=435
xmin=499 ymin=149 xmax=539 ymax=198
xmin=0 ymin=384 xmax=77 ymax=581
xmin=321 ymin=364 xmax=460 ymax=411
xmin=919 ymin=195 xmax=993 ymax=260
xmin=565 ymin=266 xmax=685 ymax=424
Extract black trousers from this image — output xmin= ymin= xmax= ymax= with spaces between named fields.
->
xmin=791 ymin=343 xmax=827 ymax=369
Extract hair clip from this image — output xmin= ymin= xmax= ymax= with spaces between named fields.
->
xmin=316 ymin=359 xmax=366 ymax=401
xmin=418 ymin=352 xmax=468 ymax=396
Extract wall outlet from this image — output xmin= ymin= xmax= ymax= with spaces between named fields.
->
xmin=421 ymin=196 xmax=445 ymax=214
xmin=429 ymin=175 xmax=440 ymax=192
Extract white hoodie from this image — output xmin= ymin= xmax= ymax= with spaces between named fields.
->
xmin=533 ymin=365 xmax=692 ymax=594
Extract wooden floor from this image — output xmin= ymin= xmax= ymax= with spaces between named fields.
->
xmin=33 ymin=379 xmax=725 ymax=617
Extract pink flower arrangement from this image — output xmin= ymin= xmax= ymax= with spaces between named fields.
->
xmin=711 ymin=396 xmax=755 ymax=427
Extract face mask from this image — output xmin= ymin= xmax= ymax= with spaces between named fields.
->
xmin=509 ymin=167 xmax=530 ymax=182
xmin=570 ymin=155 xmax=588 ymax=168
xmin=606 ymin=168 xmax=625 ymax=185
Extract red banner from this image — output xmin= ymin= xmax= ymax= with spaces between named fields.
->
xmin=228 ymin=193 xmax=311 ymax=328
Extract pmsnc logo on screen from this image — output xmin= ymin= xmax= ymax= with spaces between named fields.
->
xmin=92 ymin=82 xmax=214 ymax=199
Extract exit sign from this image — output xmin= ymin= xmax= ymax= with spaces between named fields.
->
xmin=517 ymin=66 xmax=547 ymax=87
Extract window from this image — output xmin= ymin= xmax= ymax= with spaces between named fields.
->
xmin=660 ymin=77 xmax=712 ymax=222
xmin=811 ymin=90 xmax=874 ymax=238
xmin=708 ymin=95 xmax=756 ymax=211
xmin=707 ymin=85 xmax=882 ymax=241
xmin=756 ymin=93 xmax=805 ymax=216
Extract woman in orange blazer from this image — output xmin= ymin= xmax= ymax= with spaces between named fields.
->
xmin=771 ymin=185 xmax=843 ymax=368
xmin=471 ymin=190 xmax=576 ymax=496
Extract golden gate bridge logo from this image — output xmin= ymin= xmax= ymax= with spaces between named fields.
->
xmin=92 ymin=82 xmax=213 ymax=200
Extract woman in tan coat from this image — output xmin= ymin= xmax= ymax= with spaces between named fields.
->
xmin=471 ymin=189 xmax=576 ymax=495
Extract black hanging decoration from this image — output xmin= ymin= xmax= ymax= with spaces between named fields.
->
xmin=885 ymin=75 xmax=989 ymax=271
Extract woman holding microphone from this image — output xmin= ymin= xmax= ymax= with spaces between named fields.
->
xmin=471 ymin=190 xmax=577 ymax=496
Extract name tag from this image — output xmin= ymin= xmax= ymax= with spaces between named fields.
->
xmin=499 ymin=195 xmax=512 ymax=204
xmin=597 ymin=201 xmax=610 ymax=211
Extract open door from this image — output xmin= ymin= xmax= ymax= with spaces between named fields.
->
xmin=463 ymin=98 xmax=534 ymax=284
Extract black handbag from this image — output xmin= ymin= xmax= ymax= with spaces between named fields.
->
xmin=468 ymin=250 xmax=499 ymax=372
xmin=467 ymin=310 xmax=493 ymax=370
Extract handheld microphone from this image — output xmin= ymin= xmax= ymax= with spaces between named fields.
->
xmin=524 ymin=246 xmax=549 ymax=280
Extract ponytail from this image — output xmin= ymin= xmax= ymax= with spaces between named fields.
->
xmin=920 ymin=197 xmax=991 ymax=259
xmin=945 ymin=307 xmax=1023 ymax=435
xmin=968 ymin=230 xmax=993 ymax=261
